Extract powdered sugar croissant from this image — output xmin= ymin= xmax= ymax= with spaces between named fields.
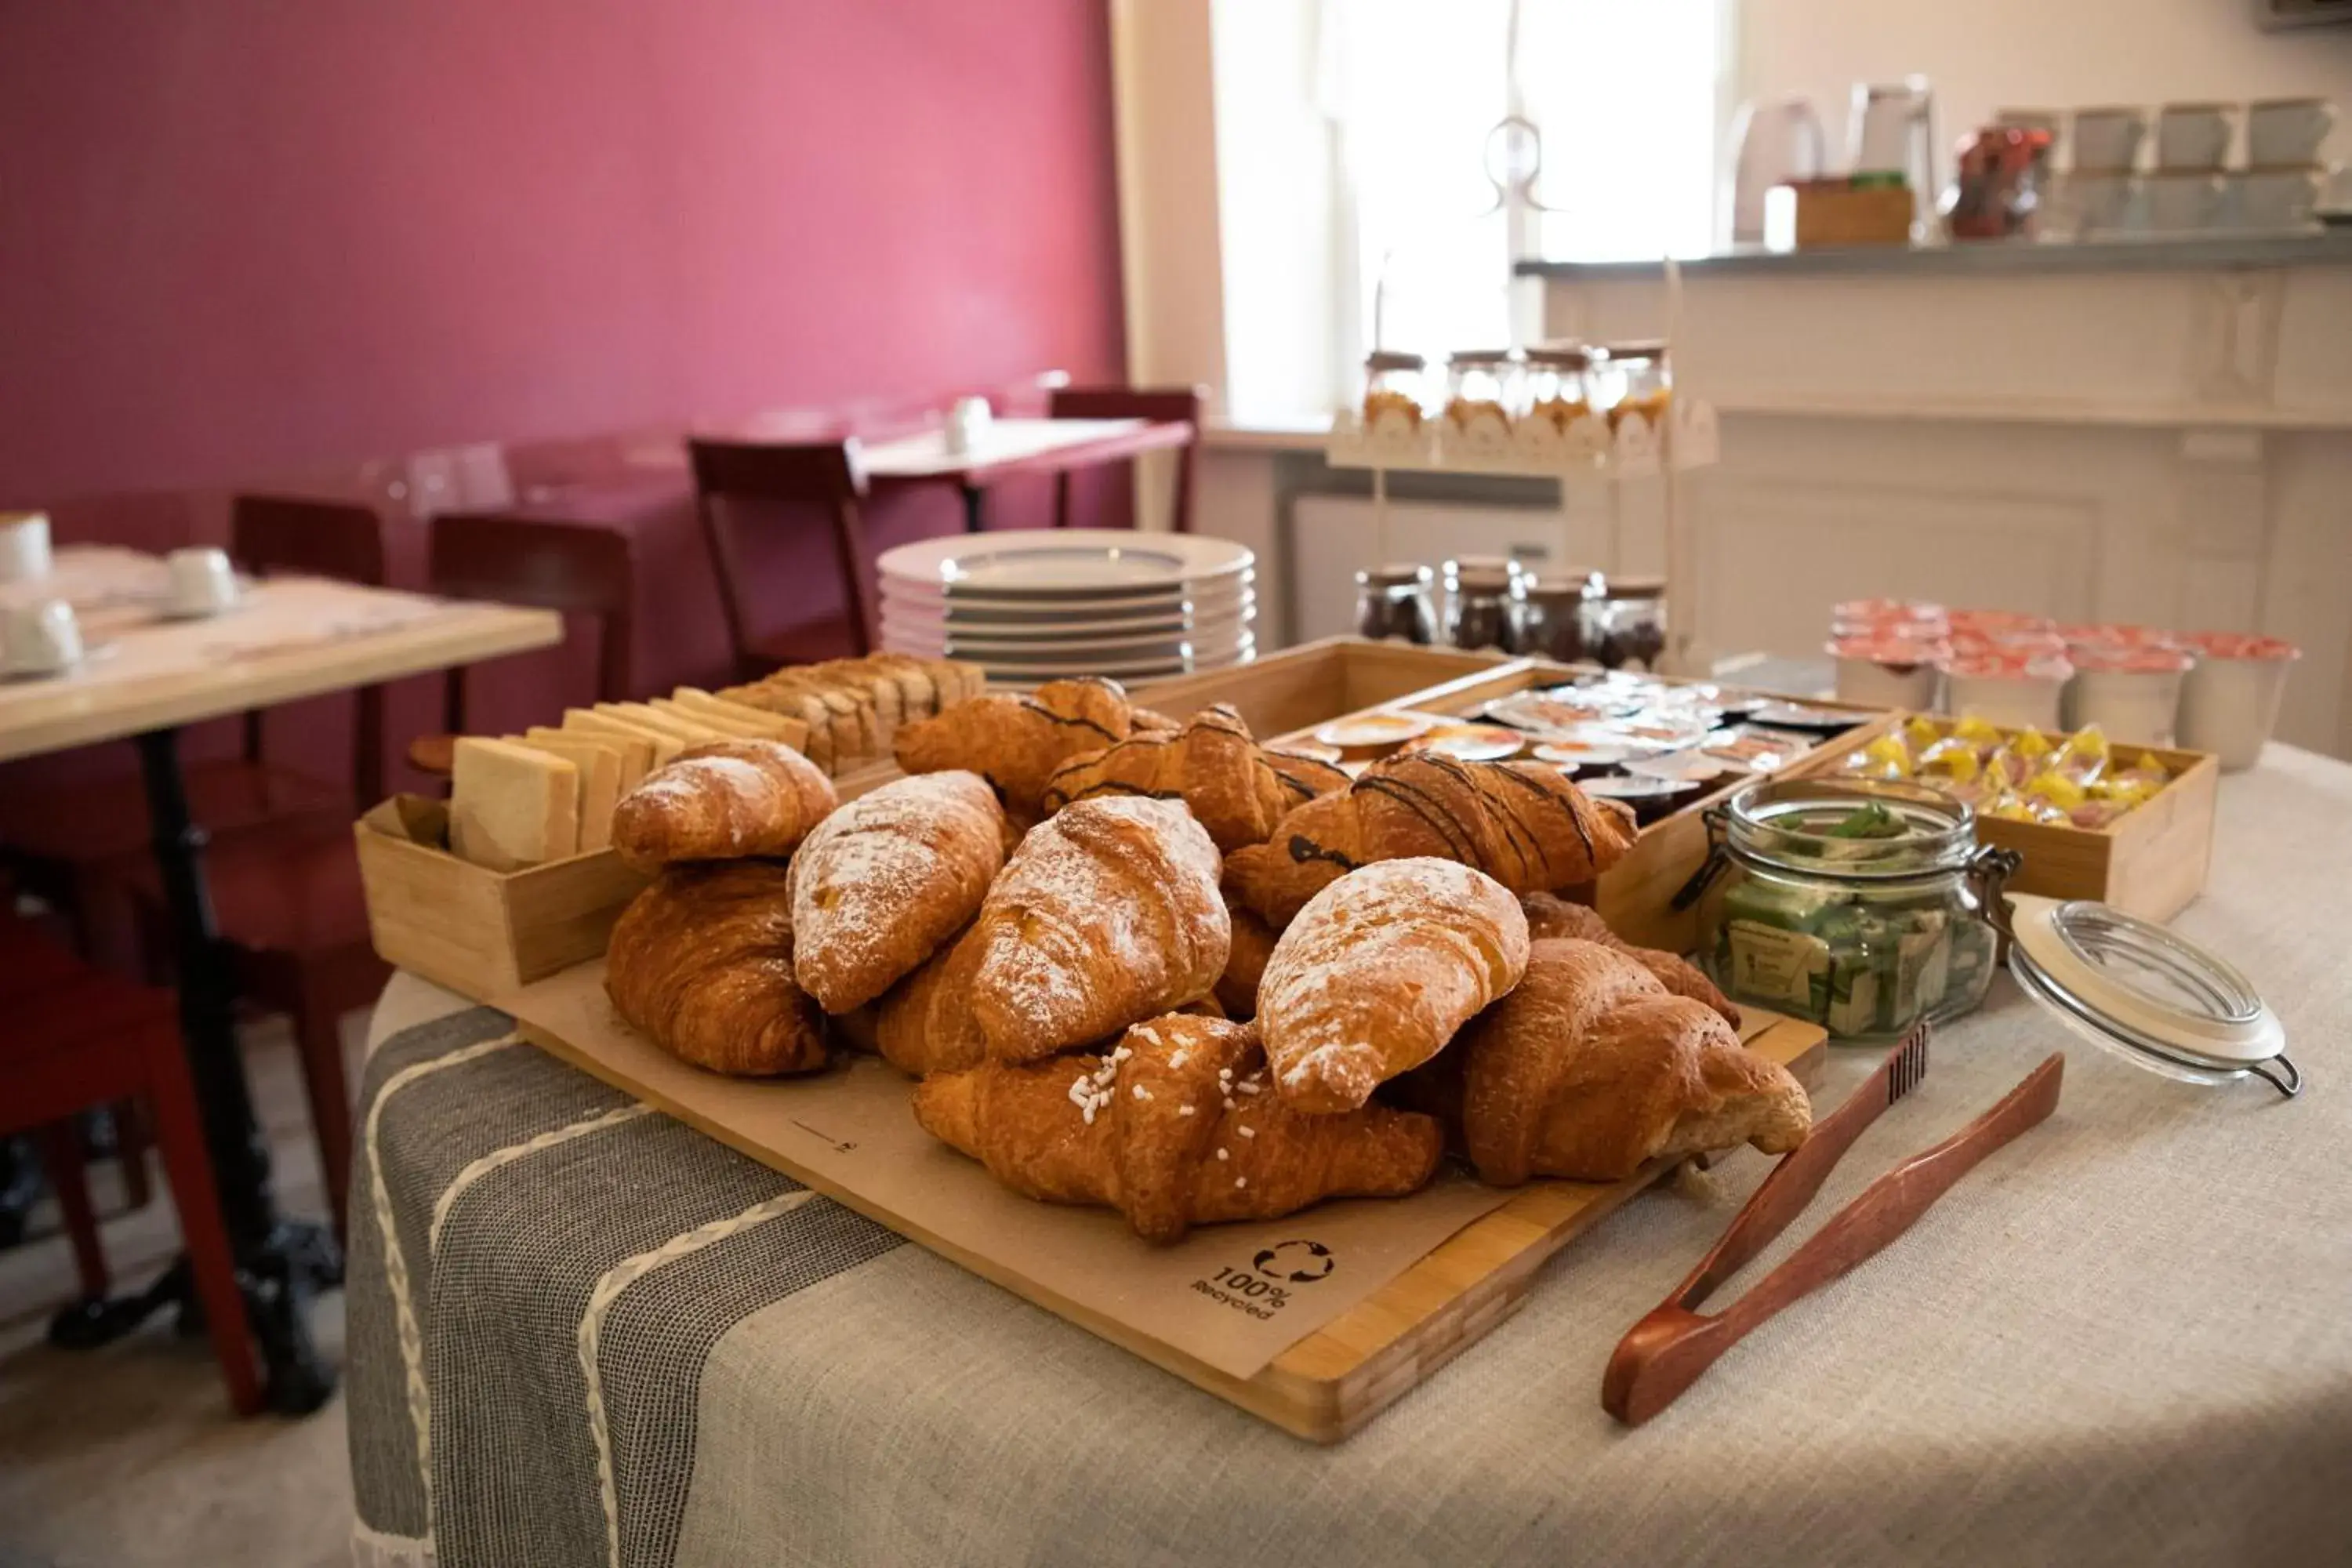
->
xmin=969 ymin=796 xmax=1229 ymax=1062
xmin=609 ymin=739 xmax=838 ymax=871
xmin=1223 ymin=753 xmax=1639 ymax=928
xmin=787 ymin=771 xmax=1007 ymax=1013
xmin=1257 ymin=858 xmax=1530 ymax=1114
xmin=912 ymin=1014 xmax=1443 ymax=1242
xmin=1041 ymin=703 xmax=1350 ymax=852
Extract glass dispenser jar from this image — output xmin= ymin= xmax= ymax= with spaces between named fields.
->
xmin=1353 ymin=563 xmax=1439 ymax=645
xmin=1361 ymin=350 xmax=1428 ymax=433
xmin=1442 ymin=350 xmax=1519 ymax=437
xmin=1522 ymin=345 xmax=1593 ymax=431
xmin=1598 ymin=339 xmax=1672 ymax=431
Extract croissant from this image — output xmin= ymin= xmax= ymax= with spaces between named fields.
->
xmin=912 ymin=1014 xmax=1443 ymax=1243
xmin=1223 ymin=753 xmax=1640 ymax=928
xmin=1131 ymin=706 xmax=1182 ymax=735
xmin=969 ymin=795 xmax=1229 ymax=1062
xmin=1214 ymin=898 xmax=1279 ymax=1020
xmin=788 ymin=771 xmax=1007 ymax=1013
xmin=604 ymin=861 xmax=826 ymax=1076
xmin=610 ymin=739 xmax=838 ymax=871
xmin=1458 ymin=938 xmax=1809 ymax=1185
xmin=873 ymin=921 xmax=988 ymax=1076
xmin=1041 ymin=704 xmax=1352 ymax=853
xmin=1520 ymin=891 xmax=1740 ymax=1026
xmin=892 ymin=677 xmax=1134 ymax=817
xmin=1257 ymin=858 xmax=1530 ymax=1114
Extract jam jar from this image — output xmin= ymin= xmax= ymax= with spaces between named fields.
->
xmin=1512 ymin=569 xmax=1601 ymax=660
xmin=1443 ymin=555 xmax=1521 ymax=652
xmin=1587 ymin=575 xmax=1667 ymax=670
xmin=1361 ymin=350 xmax=1428 ymax=434
xmin=1690 ymin=779 xmax=2009 ymax=1042
xmin=1354 ymin=563 xmax=1439 ymax=645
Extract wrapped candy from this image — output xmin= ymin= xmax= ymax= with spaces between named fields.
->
xmin=2052 ymin=725 xmax=2111 ymax=786
xmin=1837 ymin=716 xmax=2171 ymax=831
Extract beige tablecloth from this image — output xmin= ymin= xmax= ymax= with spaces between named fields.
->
xmin=348 ymin=748 xmax=2352 ymax=1568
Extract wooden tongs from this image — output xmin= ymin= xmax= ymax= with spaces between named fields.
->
xmin=1602 ymin=1025 xmax=2064 ymax=1426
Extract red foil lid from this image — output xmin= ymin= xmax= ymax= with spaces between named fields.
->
xmin=1948 ymin=608 xmax=2056 ymax=636
xmin=2185 ymin=630 xmax=2301 ymax=662
xmin=2056 ymin=622 xmax=2180 ymax=649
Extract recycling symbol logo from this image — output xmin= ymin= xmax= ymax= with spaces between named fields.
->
xmin=1254 ymin=1240 xmax=1334 ymax=1285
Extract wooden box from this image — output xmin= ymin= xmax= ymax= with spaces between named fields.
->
xmin=1792 ymin=720 xmax=2220 ymax=923
xmin=1284 ymin=658 xmax=1898 ymax=955
xmin=1135 ymin=637 xmax=1512 ymax=737
xmin=1764 ymin=179 xmax=1916 ymax=249
xmin=354 ymin=796 xmax=650 ymax=1001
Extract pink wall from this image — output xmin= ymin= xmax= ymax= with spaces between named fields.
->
xmin=0 ymin=0 xmax=1125 ymax=500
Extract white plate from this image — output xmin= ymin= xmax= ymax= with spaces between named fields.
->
xmin=960 ymin=637 xmax=1258 ymax=681
xmin=883 ymin=600 xmax=1254 ymax=648
xmin=888 ymin=627 xmax=1257 ymax=664
xmin=880 ymin=583 xmax=1253 ymax=631
xmin=877 ymin=528 xmax=1253 ymax=599
xmin=882 ymin=572 xmax=1255 ymax=617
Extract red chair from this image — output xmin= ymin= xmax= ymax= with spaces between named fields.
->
xmin=404 ymin=510 xmax=639 ymax=775
xmin=120 ymin=495 xmax=395 ymax=1242
xmin=1 ymin=915 xmax=263 ymax=1415
xmin=1047 ymin=385 xmax=1204 ymax=533
xmin=688 ymin=437 xmax=877 ymax=680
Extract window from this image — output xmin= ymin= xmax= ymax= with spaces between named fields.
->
xmin=1211 ymin=0 xmax=1727 ymax=419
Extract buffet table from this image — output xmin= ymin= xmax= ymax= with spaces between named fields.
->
xmin=348 ymin=747 xmax=2352 ymax=1568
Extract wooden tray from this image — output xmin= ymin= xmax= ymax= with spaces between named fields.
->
xmin=1790 ymin=717 xmax=2220 ymax=923
xmin=519 ymin=996 xmax=1825 ymax=1443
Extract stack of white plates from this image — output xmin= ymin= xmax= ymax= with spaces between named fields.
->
xmin=877 ymin=529 xmax=1256 ymax=686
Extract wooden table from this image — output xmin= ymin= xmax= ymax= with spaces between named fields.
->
xmin=0 ymin=556 xmax=558 ymax=1411
xmin=858 ymin=417 xmax=1194 ymax=533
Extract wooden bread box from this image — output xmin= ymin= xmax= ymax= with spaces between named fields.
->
xmin=354 ymin=795 xmax=649 ymax=999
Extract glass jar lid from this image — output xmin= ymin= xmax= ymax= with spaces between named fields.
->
xmin=2002 ymin=895 xmax=2298 ymax=1096
xmin=1357 ymin=562 xmax=1432 ymax=589
xmin=1602 ymin=575 xmax=1667 ymax=601
xmin=1598 ymin=339 xmax=1668 ymax=365
xmin=1524 ymin=344 xmax=1592 ymax=368
xmin=1366 ymin=350 xmax=1425 ymax=372
xmin=1448 ymin=349 xmax=1516 ymax=366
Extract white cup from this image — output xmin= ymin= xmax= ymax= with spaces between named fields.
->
xmin=2231 ymin=167 xmax=2324 ymax=230
xmin=2 ymin=597 xmax=84 ymax=676
xmin=2156 ymin=104 xmax=2236 ymax=171
xmin=2071 ymin=107 xmax=2146 ymax=172
xmin=2146 ymin=172 xmax=2223 ymax=232
xmin=943 ymin=396 xmax=994 ymax=457
xmin=2247 ymin=97 xmax=2334 ymax=169
xmin=0 ymin=510 xmax=53 ymax=584
xmin=165 ymin=546 xmax=241 ymax=617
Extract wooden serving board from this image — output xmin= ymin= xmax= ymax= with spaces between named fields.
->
xmin=515 ymin=987 xmax=1825 ymax=1443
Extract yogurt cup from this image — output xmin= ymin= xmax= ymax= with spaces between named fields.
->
xmin=2177 ymin=633 xmax=2299 ymax=771
xmin=2065 ymin=644 xmax=2193 ymax=746
xmin=1940 ymin=648 xmax=2072 ymax=731
xmin=1829 ymin=633 xmax=1944 ymax=711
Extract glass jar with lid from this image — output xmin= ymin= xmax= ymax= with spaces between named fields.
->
xmin=1512 ymin=568 xmax=1601 ymax=661
xmin=1597 ymin=339 xmax=1672 ymax=432
xmin=1353 ymin=563 xmax=1439 ymax=645
xmin=1586 ymin=574 xmax=1667 ymax=670
xmin=1522 ymin=345 xmax=1593 ymax=431
xmin=1361 ymin=350 xmax=1428 ymax=434
xmin=1443 ymin=554 xmax=1522 ymax=652
xmin=1442 ymin=350 xmax=1520 ymax=437
xmin=1692 ymin=779 xmax=2007 ymax=1040
xmin=1690 ymin=776 xmax=2304 ymax=1096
